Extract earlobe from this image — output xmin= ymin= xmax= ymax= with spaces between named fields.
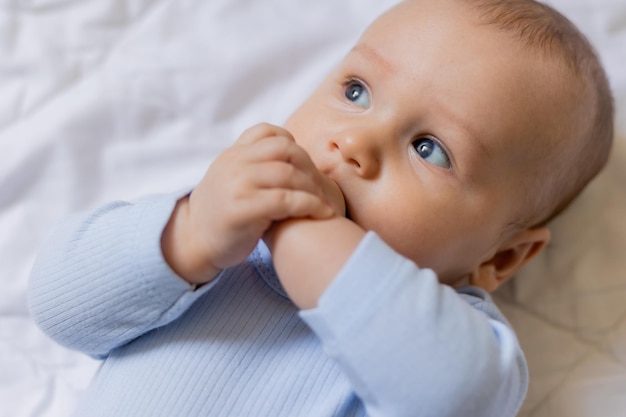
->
xmin=469 ymin=227 xmax=551 ymax=292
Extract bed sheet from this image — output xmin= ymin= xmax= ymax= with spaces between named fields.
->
xmin=0 ymin=1 xmax=624 ymax=416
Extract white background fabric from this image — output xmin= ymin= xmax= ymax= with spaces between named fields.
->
xmin=0 ymin=0 xmax=624 ymax=416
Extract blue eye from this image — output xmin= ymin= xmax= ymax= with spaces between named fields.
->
xmin=345 ymin=80 xmax=371 ymax=108
xmin=413 ymin=137 xmax=451 ymax=169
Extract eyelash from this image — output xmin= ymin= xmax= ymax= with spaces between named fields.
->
xmin=344 ymin=77 xmax=364 ymax=89
xmin=343 ymin=77 xmax=370 ymax=100
xmin=412 ymin=136 xmax=453 ymax=170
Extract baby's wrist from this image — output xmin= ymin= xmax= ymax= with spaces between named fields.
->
xmin=161 ymin=196 xmax=221 ymax=285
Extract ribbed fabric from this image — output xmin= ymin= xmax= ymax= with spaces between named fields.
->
xmin=28 ymin=192 xmax=528 ymax=417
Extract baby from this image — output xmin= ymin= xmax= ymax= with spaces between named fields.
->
xmin=29 ymin=0 xmax=613 ymax=416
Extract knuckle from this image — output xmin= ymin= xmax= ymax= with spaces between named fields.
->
xmin=276 ymin=189 xmax=291 ymax=206
xmin=280 ymin=162 xmax=298 ymax=179
xmin=268 ymin=137 xmax=295 ymax=160
xmin=274 ymin=189 xmax=297 ymax=215
xmin=274 ymin=135 xmax=293 ymax=148
xmin=254 ymin=122 xmax=275 ymax=135
xmin=239 ymin=122 xmax=275 ymax=143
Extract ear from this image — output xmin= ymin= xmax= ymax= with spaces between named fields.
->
xmin=469 ymin=227 xmax=551 ymax=292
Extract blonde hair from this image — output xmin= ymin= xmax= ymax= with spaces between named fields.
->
xmin=472 ymin=0 xmax=614 ymax=228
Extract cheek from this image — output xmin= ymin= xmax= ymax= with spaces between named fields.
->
xmin=361 ymin=185 xmax=497 ymax=280
xmin=283 ymin=82 xmax=338 ymax=145
xmin=284 ymin=107 xmax=321 ymax=150
xmin=377 ymin=210 xmax=456 ymax=268
xmin=354 ymin=188 xmax=451 ymax=262
xmin=284 ymin=111 xmax=336 ymax=171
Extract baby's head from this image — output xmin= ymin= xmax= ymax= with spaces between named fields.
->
xmin=472 ymin=0 xmax=614 ymax=229
xmin=284 ymin=0 xmax=613 ymax=291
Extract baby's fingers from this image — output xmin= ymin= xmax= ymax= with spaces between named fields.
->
xmin=253 ymin=161 xmax=324 ymax=197
xmin=258 ymin=189 xmax=335 ymax=221
xmin=235 ymin=124 xmax=318 ymax=173
xmin=235 ymin=123 xmax=293 ymax=146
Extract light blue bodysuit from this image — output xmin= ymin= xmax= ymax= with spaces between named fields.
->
xmin=29 ymin=192 xmax=527 ymax=417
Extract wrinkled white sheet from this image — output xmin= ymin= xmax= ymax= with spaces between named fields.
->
xmin=0 ymin=1 xmax=624 ymax=416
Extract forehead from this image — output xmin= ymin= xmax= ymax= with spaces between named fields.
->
xmin=353 ymin=0 xmax=572 ymax=174
xmin=359 ymin=1 xmax=531 ymax=86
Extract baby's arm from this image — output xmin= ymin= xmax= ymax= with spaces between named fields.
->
xmin=29 ymin=123 xmax=338 ymax=358
xmin=267 ymin=219 xmax=527 ymax=417
xmin=28 ymin=194 xmax=200 ymax=358
xmin=265 ymin=217 xmax=363 ymax=309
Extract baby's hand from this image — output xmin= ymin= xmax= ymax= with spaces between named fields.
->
xmin=161 ymin=123 xmax=340 ymax=285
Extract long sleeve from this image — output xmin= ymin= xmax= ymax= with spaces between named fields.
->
xmin=28 ymin=192 xmax=219 ymax=359
xmin=300 ymin=232 xmax=527 ymax=417
xmin=28 ymin=195 xmax=527 ymax=416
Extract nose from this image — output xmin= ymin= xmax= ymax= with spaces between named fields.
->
xmin=330 ymin=128 xmax=381 ymax=179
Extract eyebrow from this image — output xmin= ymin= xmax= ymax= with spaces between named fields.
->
xmin=351 ymin=44 xmax=397 ymax=76
xmin=435 ymin=103 xmax=492 ymax=160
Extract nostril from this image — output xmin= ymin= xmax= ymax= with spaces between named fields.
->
xmin=330 ymin=141 xmax=361 ymax=168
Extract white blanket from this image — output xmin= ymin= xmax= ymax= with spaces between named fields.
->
xmin=0 ymin=1 xmax=624 ymax=416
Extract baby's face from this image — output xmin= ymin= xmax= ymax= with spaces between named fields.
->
xmin=284 ymin=0 xmax=571 ymax=284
